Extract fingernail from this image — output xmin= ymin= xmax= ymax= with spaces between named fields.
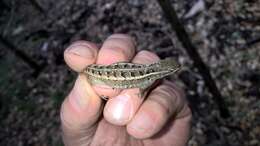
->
xmin=69 ymin=76 xmax=90 ymax=111
xmin=130 ymin=112 xmax=153 ymax=132
xmin=66 ymin=44 xmax=95 ymax=59
xmin=106 ymin=94 xmax=133 ymax=124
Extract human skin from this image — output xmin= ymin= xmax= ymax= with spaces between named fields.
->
xmin=61 ymin=34 xmax=192 ymax=146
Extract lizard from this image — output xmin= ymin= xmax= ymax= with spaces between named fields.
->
xmin=83 ymin=58 xmax=181 ymax=99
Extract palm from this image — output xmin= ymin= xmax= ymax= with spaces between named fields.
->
xmin=61 ymin=34 xmax=191 ymax=146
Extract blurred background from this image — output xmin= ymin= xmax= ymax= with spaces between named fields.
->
xmin=0 ymin=0 xmax=259 ymax=146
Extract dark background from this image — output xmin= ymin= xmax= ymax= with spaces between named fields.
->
xmin=0 ymin=0 xmax=259 ymax=146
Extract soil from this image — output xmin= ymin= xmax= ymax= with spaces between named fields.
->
xmin=0 ymin=0 xmax=259 ymax=146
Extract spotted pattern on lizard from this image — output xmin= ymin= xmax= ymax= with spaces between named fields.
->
xmin=83 ymin=58 xmax=181 ymax=90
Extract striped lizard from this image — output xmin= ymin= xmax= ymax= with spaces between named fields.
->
xmin=83 ymin=58 xmax=181 ymax=98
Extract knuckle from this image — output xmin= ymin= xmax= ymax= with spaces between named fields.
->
xmin=133 ymin=50 xmax=159 ymax=64
xmin=108 ymin=33 xmax=134 ymax=40
xmin=148 ymin=90 xmax=173 ymax=115
xmin=137 ymin=50 xmax=159 ymax=59
xmin=102 ymin=40 xmax=134 ymax=59
xmin=148 ymin=83 xmax=185 ymax=115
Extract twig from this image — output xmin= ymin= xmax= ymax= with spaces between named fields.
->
xmin=157 ymin=0 xmax=230 ymax=118
xmin=0 ymin=0 xmax=10 ymax=11
xmin=239 ymin=35 xmax=260 ymax=50
xmin=28 ymin=0 xmax=46 ymax=16
xmin=0 ymin=35 xmax=45 ymax=76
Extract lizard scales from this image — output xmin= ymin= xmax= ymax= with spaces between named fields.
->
xmin=83 ymin=58 xmax=181 ymax=89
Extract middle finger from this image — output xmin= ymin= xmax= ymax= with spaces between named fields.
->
xmin=104 ymin=50 xmax=160 ymax=125
xmin=92 ymin=34 xmax=136 ymax=98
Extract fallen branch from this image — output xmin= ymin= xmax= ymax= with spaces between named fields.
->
xmin=239 ymin=35 xmax=260 ymax=50
xmin=0 ymin=35 xmax=44 ymax=76
xmin=0 ymin=0 xmax=10 ymax=11
xmin=157 ymin=0 xmax=230 ymax=118
xmin=28 ymin=0 xmax=46 ymax=16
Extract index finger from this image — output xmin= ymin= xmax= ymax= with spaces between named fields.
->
xmin=92 ymin=34 xmax=136 ymax=98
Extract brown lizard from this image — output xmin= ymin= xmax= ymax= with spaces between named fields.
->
xmin=83 ymin=58 xmax=181 ymax=98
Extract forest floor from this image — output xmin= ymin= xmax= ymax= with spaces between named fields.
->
xmin=0 ymin=0 xmax=259 ymax=146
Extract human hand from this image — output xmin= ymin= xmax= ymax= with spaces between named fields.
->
xmin=61 ymin=34 xmax=192 ymax=146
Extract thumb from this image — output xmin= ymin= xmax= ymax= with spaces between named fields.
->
xmin=60 ymin=74 xmax=102 ymax=146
